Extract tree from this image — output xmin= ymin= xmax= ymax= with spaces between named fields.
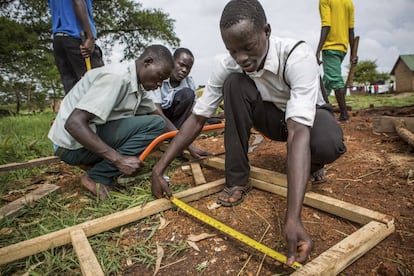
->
xmin=353 ymin=60 xmax=390 ymax=84
xmin=0 ymin=1 xmax=180 ymax=112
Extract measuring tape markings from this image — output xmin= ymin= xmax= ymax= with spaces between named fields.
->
xmin=170 ymin=197 xmax=302 ymax=270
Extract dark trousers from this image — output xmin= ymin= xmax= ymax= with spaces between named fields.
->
xmin=163 ymin=88 xmax=195 ymax=129
xmin=57 ymin=115 xmax=165 ymax=185
xmin=53 ymin=35 xmax=104 ymax=94
xmin=223 ymin=73 xmax=346 ymax=187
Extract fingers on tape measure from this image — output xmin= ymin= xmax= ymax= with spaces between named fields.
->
xmin=170 ymin=197 xmax=302 ymax=270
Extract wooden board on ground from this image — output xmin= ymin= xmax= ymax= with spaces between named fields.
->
xmin=0 ymin=156 xmax=60 ymax=173
xmin=70 ymin=229 xmax=104 ymax=276
xmin=0 ymin=184 xmax=61 ymax=219
xmin=372 ymin=116 xmax=414 ymax=133
xmin=190 ymin=163 xmax=206 ymax=185
xmin=0 ymin=162 xmax=395 ymax=275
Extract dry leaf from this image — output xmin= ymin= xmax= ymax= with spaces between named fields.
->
xmin=187 ymin=233 xmax=216 ymax=242
xmin=207 ymin=202 xmax=221 ymax=210
xmin=126 ymin=257 xmax=133 ymax=266
xmin=153 ymin=244 xmax=164 ymax=276
xmin=312 ymin=213 xmax=321 ymax=220
xmin=159 ymin=217 xmax=170 ymax=230
xmin=187 ymin=240 xmax=200 ymax=251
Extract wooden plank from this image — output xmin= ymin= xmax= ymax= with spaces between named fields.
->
xmin=70 ymin=229 xmax=104 ymax=276
xmin=292 ymin=221 xmax=395 ymax=276
xmin=0 ymin=178 xmax=225 ymax=265
xmin=372 ymin=116 xmax=414 ymax=133
xmin=203 ymin=157 xmax=311 ymax=191
xmin=249 ymin=178 xmax=394 ymax=227
xmin=0 ymin=156 xmax=60 ymax=173
xmin=190 ymin=163 xmax=207 ymax=185
xmin=0 ymin=184 xmax=61 ymax=218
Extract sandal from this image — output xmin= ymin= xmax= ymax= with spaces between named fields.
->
xmin=311 ymin=168 xmax=327 ymax=184
xmin=216 ymin=184 xmax=253 ymax=207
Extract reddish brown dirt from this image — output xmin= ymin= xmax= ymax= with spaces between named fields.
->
xmin=11 ymin=107 xmax=414 ymax=275
xmin=121 ymin=108 xmax=414 ymax=276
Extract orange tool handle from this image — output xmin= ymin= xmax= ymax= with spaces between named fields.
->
xmin=138 ymin=122 xmax=225 ymax=161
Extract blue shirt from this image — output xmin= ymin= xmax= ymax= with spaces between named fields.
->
xmin=149 ymin=76 xmax=196 ymax=109
xmin=48 ymin=0 xmax=97 ymax=39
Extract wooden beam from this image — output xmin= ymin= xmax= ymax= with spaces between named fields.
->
xmin=0 ymin=184 xmax=61 ymax=218
xmin=203 ymin=157 xmax=311 ymax=191
xmin=372 ymin=116 xmax=414 ymax=133
xmin=291 ymin=220 xmax=395 ymax=275
xmin=0 ymin=156 xmax=60 ymax=173
xmin=70 ymin=229 xmax=104 ymax=276
xmin=250 ymin=178 xmax=394 ymax=227
xmin=0 ymin=178 xmax=225 ymax=265
xmin=190 ymin=163 xmax=207 ymax=185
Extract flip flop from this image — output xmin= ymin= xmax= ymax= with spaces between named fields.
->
xmin=216 ymin=184 xmax=253 ymax=207
xmin=311 ymin=168 xmax=327 ymax=184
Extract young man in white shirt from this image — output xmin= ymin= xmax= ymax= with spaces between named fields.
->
xmin=151 ymin=0 xmax=346 ymax=266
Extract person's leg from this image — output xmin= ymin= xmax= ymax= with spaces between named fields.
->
xmin=163 ymin=88 xmax=195 ymax=129
xmin=218 ymin=73 xmax=287 ymax=206
xmin=90 ymin=44 xmax=105 ymax=69
xmin=322 ymin=50 xmax=348 ymax=121
xmin=58 ymin=115 xmax=165 ymax=188
xmin=309 ymin=106 xmax=347 ymax=182
xmin=53 ymin=36 xmax=79 ymax=94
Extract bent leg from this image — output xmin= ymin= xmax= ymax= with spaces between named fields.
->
xmin=163 ymin=88 xmax=195 ymax=129
xmin=310 ymin=107 xmax=346 ymax=174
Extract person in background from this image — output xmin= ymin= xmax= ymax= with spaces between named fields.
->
xmin=48 ymin=45 xmax=174 ymax=199
xmin=151 ymin=0 xmax=346 ymax=266
xmin=149 ymin=48 xmax=218 ymax=158
xmin=48 ymin=0 xmax=104 ymax=94
xmin=316 ymin=0 xmax=357 ymax=122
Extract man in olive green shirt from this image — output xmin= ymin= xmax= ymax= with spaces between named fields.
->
xmin=48 ymin=45 xmax=174 ymax=199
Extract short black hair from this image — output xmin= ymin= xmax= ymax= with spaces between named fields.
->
xmin=173 ymin=48 xmax=194 ymax=60
xmin=141 ymin=44 xmax=174 ymax=68
xmin=220 ymin=0 xmax=267 ymax=31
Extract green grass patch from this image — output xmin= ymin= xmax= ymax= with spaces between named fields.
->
xmin=329 ymin=92 xmax=414 ymax=110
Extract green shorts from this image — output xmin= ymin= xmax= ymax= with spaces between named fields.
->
xmin=322 ymin=50 xmax=346 ymax=94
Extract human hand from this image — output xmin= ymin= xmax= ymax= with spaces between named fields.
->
xmin=188 ymin=145 xmax=212 ymax=159
xmin=151 ymin=170 xmax=172 ymax=198
xmin=284 ymin=218 xmax=313 ymax=266
xmin=351 ymin=55 xmax=358 ymax=65
xmin=80 ymin=37 xmax=95 ymax=58
xmin=114 ymin=155 xmax=144 ymax=176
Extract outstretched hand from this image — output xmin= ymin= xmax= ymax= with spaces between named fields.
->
xmin=151 ymin=170 xmax=172 ymax=199
xmin=285 ymin=219 xmax=313 ymax=266
xmin=188 ymin=145 xmax=212 ymax=159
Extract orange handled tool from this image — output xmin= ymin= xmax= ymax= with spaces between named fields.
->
xmin=80 ymin=31 xmax=92 ymax=71
xmin=138 ymin=122 xmax=225 ymax=161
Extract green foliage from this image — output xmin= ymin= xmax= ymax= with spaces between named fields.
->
xmin=353 ymin=60 xmax=390 ymax=84
xmin=0 ymin=112 xmax=55 ymax=165
xmin=0 ymin=0 xmax=180 ymax=109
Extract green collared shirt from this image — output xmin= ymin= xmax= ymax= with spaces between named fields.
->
xmin=48 ymin=61 xmax=155 ymax=150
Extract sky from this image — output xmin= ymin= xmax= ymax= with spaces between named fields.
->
xmin=135 ymin=0 xmax=414 ymax=87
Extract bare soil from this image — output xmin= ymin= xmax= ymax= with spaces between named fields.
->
xmin=6 ymin=106 xmax=414 ymax=275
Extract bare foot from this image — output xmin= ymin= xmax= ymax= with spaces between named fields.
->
xmin=80 ymin=174 xmax=113 ymax=199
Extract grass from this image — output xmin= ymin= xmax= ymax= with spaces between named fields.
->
xmin=0 ymin=93 xmax=413 ymax=274
xmin=329 ymin=92 xmax=414 ymax=110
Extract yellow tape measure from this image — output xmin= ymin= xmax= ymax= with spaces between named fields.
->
xmin=170 ymin=197 xmax=302 ymax=270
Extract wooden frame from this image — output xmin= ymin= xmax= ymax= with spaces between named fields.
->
xmin=0 ymin=157 xmax=394 ymax=275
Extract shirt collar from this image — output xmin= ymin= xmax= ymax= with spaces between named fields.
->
xmin=246 ymin=36 xmax=279 ymax=78
xmin=128 ymin=61 xmax=141 ymax=93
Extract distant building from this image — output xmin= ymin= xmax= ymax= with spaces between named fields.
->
xmin=390 ymin=54 xmax=414 ymax=92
